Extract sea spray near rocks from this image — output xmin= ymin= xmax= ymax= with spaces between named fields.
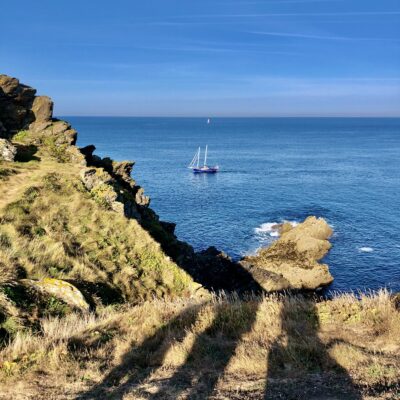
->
xmin=242 ymin=216 xmax=334 ymax=292
xmin=254 ymin=220 xmax=299 ymax=239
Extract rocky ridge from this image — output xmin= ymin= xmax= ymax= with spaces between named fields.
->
xmin=0 ymin=74 xmax=334 ymax=318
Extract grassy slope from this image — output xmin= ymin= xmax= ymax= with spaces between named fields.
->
xmin=0 ymin=292 xmax=399 ymax=399
xmin=0 ymin=138 xmax=196 ymax=307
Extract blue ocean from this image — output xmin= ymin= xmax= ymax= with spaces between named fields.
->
xmin=68 ymin=117 xmax=400 ymax=293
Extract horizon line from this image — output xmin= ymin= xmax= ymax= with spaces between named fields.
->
xmin=58 ymin=115 xmax=400 ymax=118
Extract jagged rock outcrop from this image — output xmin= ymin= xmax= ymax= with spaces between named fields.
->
xmin=82 ymin=149 xmax=150 ymax=208
xmin=242 ymin=216 xmax=334 ymax=291
xmin=30 ymin=96 xmax=53 ymax=122
xmin=0 ymin=139 xmax=16 ymax=161
xmin=0 ymin=74 xmax=83 ymax=165
xmin=0 ymin=74 xmax=53 ymax=138
xmin=80 ymin=166 xmax=142 ymax=219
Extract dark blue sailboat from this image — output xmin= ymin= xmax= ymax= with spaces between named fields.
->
xmin=188 ymin=145 xmax=219 ymax=173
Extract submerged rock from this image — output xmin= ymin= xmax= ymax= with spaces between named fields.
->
xmin=0 ymin=139 xmax=17 ymax=161
xmin=242 ymin=216 xmax=334 ymax=292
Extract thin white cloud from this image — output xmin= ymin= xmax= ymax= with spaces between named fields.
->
xmin=63 ymin=41 xmax=299 ymax=55
xmin=170 ymin=11 xmax=400 ymax=18
xmin=248 ymin=30 xmax=400 ymax=42
xmin=130 ymin=11 xmax=400 ymax=26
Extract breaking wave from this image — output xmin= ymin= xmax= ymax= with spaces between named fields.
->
xmin=359 ymin=247 xmax=374 ymax=253
xmin=254 ymin=220 xmax=299 ymax=242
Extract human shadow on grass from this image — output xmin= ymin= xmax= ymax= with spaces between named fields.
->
xmin=264 ymin=297 xmax=363 ymax=400
xmin=76 ymin=298 xmax=261 ymax=400
xmin=74 ymin=294 xmax=261 ymax=400
xmin=75 ymin=302 xmax=205 ymax=399
xmin=150 ymin=298 xmax=260 ymax=400
xmin=76 ymin=294 xmax=368 ymax=400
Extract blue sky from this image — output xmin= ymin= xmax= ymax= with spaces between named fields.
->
xmin=1 ymin=0 xmax=400 ymax=116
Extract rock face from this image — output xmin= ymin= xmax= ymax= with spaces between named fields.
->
xmin=242 ymin=217 xmax=334 ymax=292
xmin=31 ymin=96 xmax=53 ymax=122
xmin=0 ymin=139 xmax=17 ymax=161
xmin=20 ymin=278 xmax=90 ymax=311
xmin=0 ymin=74 xmax=53 ymax=138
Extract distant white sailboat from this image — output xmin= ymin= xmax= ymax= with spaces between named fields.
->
xmin=188 ymin=145 xmax=219 ymax=173
xmin=207 ymin=118 xmax=211 ymax=124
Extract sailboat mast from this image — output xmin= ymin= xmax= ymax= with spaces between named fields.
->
xmin=197 ymin=147 xmax=200 ymax=168
xmin=204 ymin=145 xmax=208 ymax=166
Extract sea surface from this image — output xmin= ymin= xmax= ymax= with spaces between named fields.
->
xmin=68 ymin=117 xmax=400 ymax=293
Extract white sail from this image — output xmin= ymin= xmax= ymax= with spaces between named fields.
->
xmin=188 ymin=147 xmax=200 ymax=169
xmin=204 ymin=145 xmax=208 ymax=166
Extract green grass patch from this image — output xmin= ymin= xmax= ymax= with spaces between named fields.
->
xmin=13 ymin=130 xmax=30 ymax=142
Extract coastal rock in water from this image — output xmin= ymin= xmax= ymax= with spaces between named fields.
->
xmin=20 ymin=278 xmax=90 ymax=311
xmin=242 ymin=216 xmax=334 ymax=291
xmin=0 ymin=139 xmax=17 ymax=161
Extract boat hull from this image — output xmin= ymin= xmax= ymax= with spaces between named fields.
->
xmin=192 ymin=167 xmax=219 ymax=174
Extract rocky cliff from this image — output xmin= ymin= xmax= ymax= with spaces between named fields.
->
xmin=0 ymin=74 xmax=334 ymax=328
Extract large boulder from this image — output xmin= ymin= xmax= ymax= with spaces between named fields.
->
xmin=0 ymin=75 xmax=44 ymax=136
xmin=20 ymin=278 xmax=90 ymax=311
xmin=0 ymin=139 xmax=17 ymax=161
xmin=31 ymin=95 xmax=53 ymax=122
xmin=0 ymin=75 xmax=20 ymax=95
xmin=242 ymin=216 xmax=334 ymax=292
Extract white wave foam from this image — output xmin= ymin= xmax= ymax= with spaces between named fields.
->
xmin=359 ymin=247 xmax=374 ymax=253
xmin=254 ymin=220 xmax=298 ymax=239
xmin=254 ymin=222 xmax=279 ymax=235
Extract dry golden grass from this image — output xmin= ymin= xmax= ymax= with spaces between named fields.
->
xmin=0 ymin=291 xmax=398 ymax=399
xmin=0 ymin=154 xmax=196 ymax=305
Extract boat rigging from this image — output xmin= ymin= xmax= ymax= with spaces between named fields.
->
xmin=188 ymin=145 xmax=219 ymax=173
